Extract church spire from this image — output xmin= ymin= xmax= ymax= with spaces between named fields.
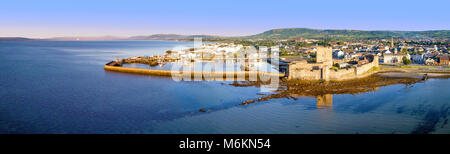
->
xmin=391 ymin=37 xmax=394 ymax=48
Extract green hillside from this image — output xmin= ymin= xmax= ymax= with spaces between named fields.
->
xmin=244 ymin=28 xmax=450 ymax=40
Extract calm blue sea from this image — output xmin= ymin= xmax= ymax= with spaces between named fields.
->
xmin=0 ymin=40 xmax=449 ymax=134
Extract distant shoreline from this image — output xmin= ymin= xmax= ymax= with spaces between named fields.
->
xmin=2 ymin=27 xmax=449 ymax=42
xmin=0 ymin=39 xmax=220 ymax=44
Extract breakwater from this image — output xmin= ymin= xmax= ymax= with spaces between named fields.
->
xmin=104 ymin=64 xmax=284 ymax=80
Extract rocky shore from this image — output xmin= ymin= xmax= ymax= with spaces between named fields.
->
xmin=233 ymin=69 xmax=450 ymax=106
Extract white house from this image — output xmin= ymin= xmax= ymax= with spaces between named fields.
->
xmin=425 ymin=58 xmax=436 ymax=65
xmin=333 ymin=50 xmax=344 ymax=59
xmin=410 ymin=54 xmax=425 ymax=64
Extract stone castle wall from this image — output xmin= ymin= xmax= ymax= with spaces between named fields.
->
xmin=356 ymin=56 xmax=379 ymax=76
xmin=288 ymin=68 xmax=322 ymax=80
xmin=327 ymin=67 xmax=356 ymax=81
xmin=288 ymin=61 xmax=324 ymax=80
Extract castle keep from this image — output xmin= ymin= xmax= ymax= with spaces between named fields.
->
xmin=288 ymin=47 xmax=379 ymax=81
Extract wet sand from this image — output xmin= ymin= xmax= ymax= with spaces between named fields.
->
xmin=378 ymin=65 xmax=450 ymax=79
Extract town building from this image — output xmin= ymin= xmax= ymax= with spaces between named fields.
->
xmin=383 ymin=53 xmax=410 ymax=64
xmin=439 ymin=55 xmax=449 ymax=65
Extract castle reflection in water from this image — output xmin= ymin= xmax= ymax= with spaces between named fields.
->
xmin=316 ymin=94 xmax=333 ymax=109
xmin=314 ymin=87 xmax=380 ymax=109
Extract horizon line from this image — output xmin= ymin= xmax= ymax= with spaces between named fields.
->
xmin=2 ymin=27 xmax=449 ymax=39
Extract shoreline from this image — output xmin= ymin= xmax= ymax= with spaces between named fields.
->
xmin=234 ymin=73 xmax=450 ymax=106
xmin=378 ymin=65 xmax=450 ymax=79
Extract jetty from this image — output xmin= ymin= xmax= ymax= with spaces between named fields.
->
xmin=104 ymin=61 xmax=284 ymax=80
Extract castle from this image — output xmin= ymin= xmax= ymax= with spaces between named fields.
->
xmin=288 ymin=47 xmax=379 ymax=81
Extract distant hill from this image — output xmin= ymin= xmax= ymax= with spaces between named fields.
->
xmin=0 ymin=37 xmax=34 ymax=41
xmin=245 ymin=28 xmax=450 ymax=40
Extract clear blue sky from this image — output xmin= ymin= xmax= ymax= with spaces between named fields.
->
xmin=1 ymin=0 xmax=449 ymax=38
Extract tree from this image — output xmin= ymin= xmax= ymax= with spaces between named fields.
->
xmin=402 ymin=56 xmax=411 ymax=65
xmin=317 ymin=39 xmax=330 ymax=46
xmin=401 ymin=48 xmax=408 ymax=54
xmin=165 ymin=50 xmax=174 ymax=54
xmin=307 ymin=57 xmax=316 ymax=63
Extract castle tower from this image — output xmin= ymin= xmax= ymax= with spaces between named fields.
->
xmin=316 ymin=46 xmax=333 ymax=66
xmin=316 ymin=46 xmax=332 ymax=81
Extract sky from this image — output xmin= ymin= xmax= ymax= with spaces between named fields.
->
xmin=0 ymin=0 xmax=449 ymax=38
